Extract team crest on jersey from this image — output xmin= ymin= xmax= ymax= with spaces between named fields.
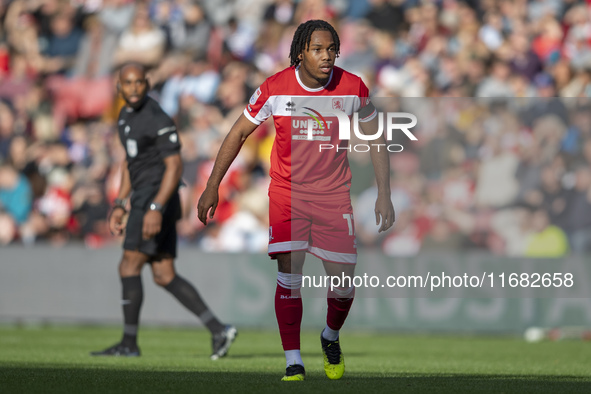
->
xmin=126 ymin=139 xmax=138 ymax=157
xmin=249 ymin=87 xmax=261 ymax=105
xmin=332 ymin=98 xmax=344 ymax=111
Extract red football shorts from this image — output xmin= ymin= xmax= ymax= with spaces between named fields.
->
xmin=268 ymin=193 xmax=357 ymax=264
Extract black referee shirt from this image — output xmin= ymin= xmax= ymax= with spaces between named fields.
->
xmin=117 ymin=96 xmax=181 ymax=190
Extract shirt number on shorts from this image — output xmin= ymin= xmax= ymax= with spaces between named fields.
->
xmin=342 ymin=214 xmax=354 ymax=236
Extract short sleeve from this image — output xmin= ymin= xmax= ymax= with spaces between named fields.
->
xmin=243 ymin=79 xmax=272 ymax=125
xmin=153 ymin=116 xmax=181 ymax=158
xmin=357 ymin=80 xmax=377 ymax=123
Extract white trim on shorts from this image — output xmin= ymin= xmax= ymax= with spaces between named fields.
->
xmin=268 ymin=242 xmax=357 ymax=264
xmin=268 ymin=241 xmax=309 ymax=254
xmin=308 ymin=246 xmax=357 ymax=264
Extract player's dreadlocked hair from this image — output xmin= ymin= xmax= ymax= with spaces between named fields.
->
xmin=289 ymin=20 xmax=340 ymax=67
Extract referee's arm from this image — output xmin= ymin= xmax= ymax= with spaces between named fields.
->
xmin=152 ymin=154 xmax=183 ymax=208
xmin=109 ymin=160 xmax=132 ymax=236
xmin=117 ymin=160 xmax=132 ymax=200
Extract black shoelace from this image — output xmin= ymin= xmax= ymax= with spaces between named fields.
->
xmin=324 ymin=340 xmax=341 ymax=364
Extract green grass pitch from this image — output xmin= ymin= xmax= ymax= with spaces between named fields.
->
xmin=1 ymin=326 xmax=590 ymax=393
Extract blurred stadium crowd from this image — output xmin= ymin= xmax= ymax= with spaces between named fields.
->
xmin=1 ymin=0 xmax=591 ymax=257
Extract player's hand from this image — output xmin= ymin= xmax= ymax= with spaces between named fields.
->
xmin=375 ymin=193 xmax=395 ymax=233
xmin=142 ymin=210 xmax=162 ymax=240
xmin=109 ymin=207 xmax=127 ymax=236
xmin=197 ymin=186 xmax=219 ymax=225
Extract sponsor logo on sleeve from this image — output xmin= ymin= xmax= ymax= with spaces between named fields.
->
xmin=249 ymin=87 xmax=262 ymax=105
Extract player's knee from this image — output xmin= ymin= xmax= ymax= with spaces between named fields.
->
xmin=119 ymin=253 xmax=145 ymax=277
xmin=151 ymin=258 xmax=175 ymax=287
xmin=152 ymin=271 xmax=174 ymax=287
xmin=276 ymin=252 xmax=305 ymax=273
xmin=277 ymin=258 xmax=290 ymax=273
xmin=337 ymin=285 xmax=355 ymax=298
xmin=330 ymin=285 xmax=355 ymax=301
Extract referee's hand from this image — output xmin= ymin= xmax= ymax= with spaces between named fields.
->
xmin=197 ymin=187 xmax=219 ymax=225
xmin=109 ymin=208 xmax=126 ymax=236
xmin=142 ymin=210 xmax=162 ymax=240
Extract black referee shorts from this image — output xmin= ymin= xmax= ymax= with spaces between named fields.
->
xmin=123 ymin=186 xmax=181 ymax=260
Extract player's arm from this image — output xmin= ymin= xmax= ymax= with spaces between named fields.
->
xmin=359 ymin=114 xmax=395 ymax=233
xmin=197 ymin=114 xmax=259 ymax=224
xmin=142 ymin=153 xmax=182 ymax=240
xmin=110 ymin=160 xmax=132 ymax=236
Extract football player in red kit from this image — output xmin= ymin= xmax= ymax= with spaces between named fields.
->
xmin=198 ymin=20 xmax=394 ymax=381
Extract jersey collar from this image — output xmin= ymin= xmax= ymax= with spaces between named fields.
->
xmin=295 ymin=65 xmax=333 ymax=92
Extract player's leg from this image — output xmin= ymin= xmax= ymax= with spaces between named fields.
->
xmin=317 ymin=262 xmax=355 ymax=381
xmin=320 ymin=260 xmax=355 ymax=378
xmin=91 ymin=188 xmax=161 ymax=357
xmin=118 ymin=250 xmax=149 ymax=351
xmin=151 ymin=257 xmax=237 ymax=359
xmin=322 ymin=261 xmax=356 ymax=342
xmin=275 ymin=251 xmax=306 ymax=380
xmin=151 ymin=257 xmax=221 ymax=330
xmin=90 ymin=249 xmax=148 ymax=356
xmin=309 ymin=199 xmax=357 ymax=379
xmin=268 ymin=195 xmax=310 ymax=380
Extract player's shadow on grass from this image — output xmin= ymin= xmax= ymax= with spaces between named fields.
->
xmin=227 ymin=351 xmax=368 ymax=359
xmin=2 ymin=366 xmax=591 ymax=394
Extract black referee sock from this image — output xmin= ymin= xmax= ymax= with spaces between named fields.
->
xmin=165 ymin=275 xmax=225 ymax=334
xmin=121 ymin=275 xmax=143 ymax=347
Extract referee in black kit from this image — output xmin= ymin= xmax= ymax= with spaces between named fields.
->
xmin=91 ymin=63 xmax=236 ymax=360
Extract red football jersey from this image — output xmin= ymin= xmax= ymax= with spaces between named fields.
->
xmin=244 ymin=66 xmax=376 ymax=202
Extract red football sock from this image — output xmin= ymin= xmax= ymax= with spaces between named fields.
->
xmin=275 ymin=282 xmax=302 ymax=351
xmin=326 ymin=287 xmax=355 ymax=331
